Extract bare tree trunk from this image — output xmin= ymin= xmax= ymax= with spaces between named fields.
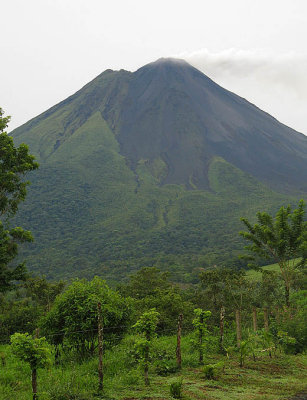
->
xmin=97 ymin=303 xmax=104 ymax=393
xmin=235 ymin=309 xmax=241 ymax=348
xmin=219 ymin=306 xmax=225 ymax=353
xmin=263 ymin=308 xmax=269 ymax=331
xmin=32 ymin=369 xmax=37 ymax=400
xmin=252 ymin=307 xmax=257 ymax=332
xmin=176 ymin=314 xmax=183 ymax=369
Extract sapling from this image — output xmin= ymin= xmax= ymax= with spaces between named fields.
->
xmin=10 ymin=333 xmax=51 ymax=400
xmin=133 ymin=309 xmax=159 ymax=386
xmin=237 ymin=331 xmax=263 ymax=367
xmin=170 ymin=377 xmax=184 ymax=399
xmin=203 ymin=361 xmax=225 ymax=379
xmin=192 ymin=308 xmax=211 ymax=365
xmin=238 ymin=339 xmax=250 ymax=367
xmin=259 ymin=329 xmax=274 ymax=358
xmin=247 ymin=331 xmax=262 ymax=362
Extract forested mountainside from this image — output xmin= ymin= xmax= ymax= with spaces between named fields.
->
xmin=11 ymin=58 xmax=307 ymax=281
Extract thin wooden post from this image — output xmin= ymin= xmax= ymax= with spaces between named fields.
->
xmin=252 ymin=307 xmax=257 ymax=332
xmin=176 ymin=314 xmax=183 ymax=369
xmin=97 ymin=302 xmax=104 ymax=393
xmin=32 ymin=368 xmax=38 ymax=400
xmin=235 ymin=309 xmax=241 ymax=348
xmin=219 ymin=306 xmax=225 ymax=353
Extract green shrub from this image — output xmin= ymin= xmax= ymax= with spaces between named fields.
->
xmin=170 ymin=377 xmax=184 ymax=399
xmin=155 ymin=358 xmax=178 ymax=376
xmin=203 ymin=361 xmax=224 ymax=379
xmin=203 ymin=364 xmax=215 ymax=379
xmin=279 ymin=291 xmax=307 ymax=353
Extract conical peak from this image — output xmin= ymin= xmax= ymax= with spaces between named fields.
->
xmin=134 ymin=57 xmax=216 ymax=89
xmin=136 ymin=57 xmax=193 ymax=74
xmin=151 ymin=57 xmax=190 ymax=66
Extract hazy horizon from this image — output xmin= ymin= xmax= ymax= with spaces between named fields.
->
xmin=2 ymin=0 xmax=307 ymax=135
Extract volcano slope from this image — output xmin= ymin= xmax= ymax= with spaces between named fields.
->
xmin=11 ymin=58 xmax=307 ymax=282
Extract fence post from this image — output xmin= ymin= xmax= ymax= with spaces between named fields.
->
xmin=176 ymin=314 xmax=183 ymax=369
xmin=219 ymin=306 xmax=225 ymax=353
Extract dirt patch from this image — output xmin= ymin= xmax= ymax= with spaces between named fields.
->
xmin=288 ymin=392 xmax=307 ymax=400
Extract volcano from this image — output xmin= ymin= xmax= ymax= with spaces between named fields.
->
xmin=11 ymin=58 xmax=307 ymax=280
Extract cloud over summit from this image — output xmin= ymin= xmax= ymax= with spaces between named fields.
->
xmin=178 ymin=49 xmax=307 ymax=135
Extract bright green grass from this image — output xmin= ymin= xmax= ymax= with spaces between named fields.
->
xmin=246 ymin=259 xmax=301 ymax=282
xmin=1 ymin=334 xmax=306 ymax=400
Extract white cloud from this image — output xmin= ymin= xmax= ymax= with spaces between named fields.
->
xmin=178 ymin=49 xmax=307 ymax=135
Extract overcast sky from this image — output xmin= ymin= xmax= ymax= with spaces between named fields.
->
xmin=2 ymin=0 xmax=307 ymax=135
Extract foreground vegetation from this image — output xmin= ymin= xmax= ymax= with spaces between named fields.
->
xmin=1 ymin=333 xmax=306 ymax=400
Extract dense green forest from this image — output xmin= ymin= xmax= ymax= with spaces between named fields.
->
xmin=15 ymin=153 xmax=295 ymax=284
xmin=1 ymin=108 xmax=307 ymax=399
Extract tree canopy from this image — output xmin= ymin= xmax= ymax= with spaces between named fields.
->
xmin=40 ymin=277 xmax=133 ymax=353
xmin=0 ymin=108 xmax=39 ymax=218
xmin=240 ymin=200 xmax=307 ymax=306
xmin=0 ymin=108 xmax=39 ymax=293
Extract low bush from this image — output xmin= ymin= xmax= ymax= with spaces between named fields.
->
xmin=203 ymin=361 xmax=225 ymax=379
xmin=155 ymin=358 xmax=178 ymax=376
xmin=170 ymin=377 xmax=184 ymax=399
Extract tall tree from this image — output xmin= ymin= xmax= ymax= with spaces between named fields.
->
xmin=0 ymin=108 xmax=39 ymax=293
xmin=40 ymin=277 xmax=132 ymax=355
xmin=240 ymin=200 xmax=307 ymax=306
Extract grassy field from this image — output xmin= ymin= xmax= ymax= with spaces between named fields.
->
xmin=246 ymin=263 xmax=280 ymax=282
xmin=1 ymin=334 xmax=306 ymax=400
xmin=246 ymin=259 xmax=302 ymax=282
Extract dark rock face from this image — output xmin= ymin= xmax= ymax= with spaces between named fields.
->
xmin=115 ymin=58 xmax=307 ymax=193
xmin=13 ymin=57 xmax=307 ymax=193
